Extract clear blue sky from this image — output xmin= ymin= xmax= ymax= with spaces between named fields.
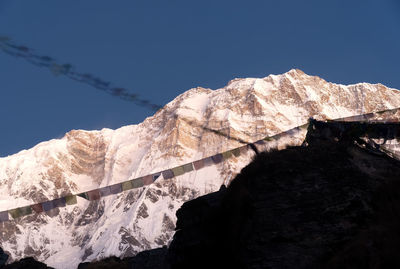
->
xmin=0 ymin=0 xmax=399 ymax=157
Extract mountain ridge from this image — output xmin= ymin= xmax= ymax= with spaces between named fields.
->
xmin=1 ymin=69 xmax=400 ymax=268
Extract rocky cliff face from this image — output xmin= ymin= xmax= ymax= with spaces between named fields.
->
xmin=1 ymin=70 xmax=400 ymax=268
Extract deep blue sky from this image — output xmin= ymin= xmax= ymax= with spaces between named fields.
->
xmin=0 ymin=0 xmax=399 ymax=157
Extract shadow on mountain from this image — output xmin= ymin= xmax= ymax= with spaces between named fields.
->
xmin=4 ymin=120 xmax=400 ymax=268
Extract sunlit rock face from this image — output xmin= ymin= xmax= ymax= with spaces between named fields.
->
xmin=1 ymin=69 xmax=400 ymax=269
xmin=66 ymin=130 xmax=107 ymax=184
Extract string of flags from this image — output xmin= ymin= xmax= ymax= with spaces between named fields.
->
xmin=0 ymin=123 xmax=310 ymax=223
xmin=0 ymin=36 xmax=162 ymax=111
xmin=1 ymin=36 xmax=400 ymax=223
xmin=1 ymin=106 xmax=400 ymax=223
xmin=0 ymin=36 xmax=256 ymax=146
xmin=2 ymin=36 xmax=400 ymax=141
xmin=329 ymin=106 xmax=400 ymax=123
xmin=6 ymin=36 xmax=398 ymax=148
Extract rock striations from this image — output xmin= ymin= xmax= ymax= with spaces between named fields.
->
xmin=1 ymin=70 xmax=400 ymax=268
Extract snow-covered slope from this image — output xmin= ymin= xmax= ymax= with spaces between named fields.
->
xmin=1 ymin=69 xmax=400 ymax=268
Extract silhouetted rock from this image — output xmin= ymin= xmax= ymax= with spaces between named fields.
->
xmin=128 ymin=247 xmax=168 ymax=269
xmin=77 ymin=257 xmax=124 ymax=269
xmin=3 ymin=257 xmax=53 ymax=269
xmin=167 ymin=121 xmax=400 ymax=268
xmin=0 ymin=248 xmax=8 ymax=268
xmin=77 ymin=247 xmax=168 ymax=269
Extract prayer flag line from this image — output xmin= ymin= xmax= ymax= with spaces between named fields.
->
xmin=1 ymin=106 xmax=400 ymax=223
xmin=0 ymin=123 xmax=309 ymax=222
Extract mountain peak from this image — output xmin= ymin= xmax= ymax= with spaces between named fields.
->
xmin=285 ymin=68 xmax=306 ymax=76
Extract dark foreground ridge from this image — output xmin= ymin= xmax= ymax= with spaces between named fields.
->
xmin=167 ymin=124 xmax=400 ymax=269
xmin=0 ymin=257 xmax=52 ymax=269
xmin=2 ymin=120 xmax=400 ymax=268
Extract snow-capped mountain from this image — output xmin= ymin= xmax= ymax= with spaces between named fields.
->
xmin=1 ymin=69 xmax=400 ymax=269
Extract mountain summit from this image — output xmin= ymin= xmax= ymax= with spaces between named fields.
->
xmin=1 ymin=70 xmax=400 ymax=268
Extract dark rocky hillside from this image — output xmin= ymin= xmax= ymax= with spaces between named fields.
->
xmin=0 ymin=257 xmax=52 ymax=269
xmin=167 ymin=121 xmax=400 ymax=269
